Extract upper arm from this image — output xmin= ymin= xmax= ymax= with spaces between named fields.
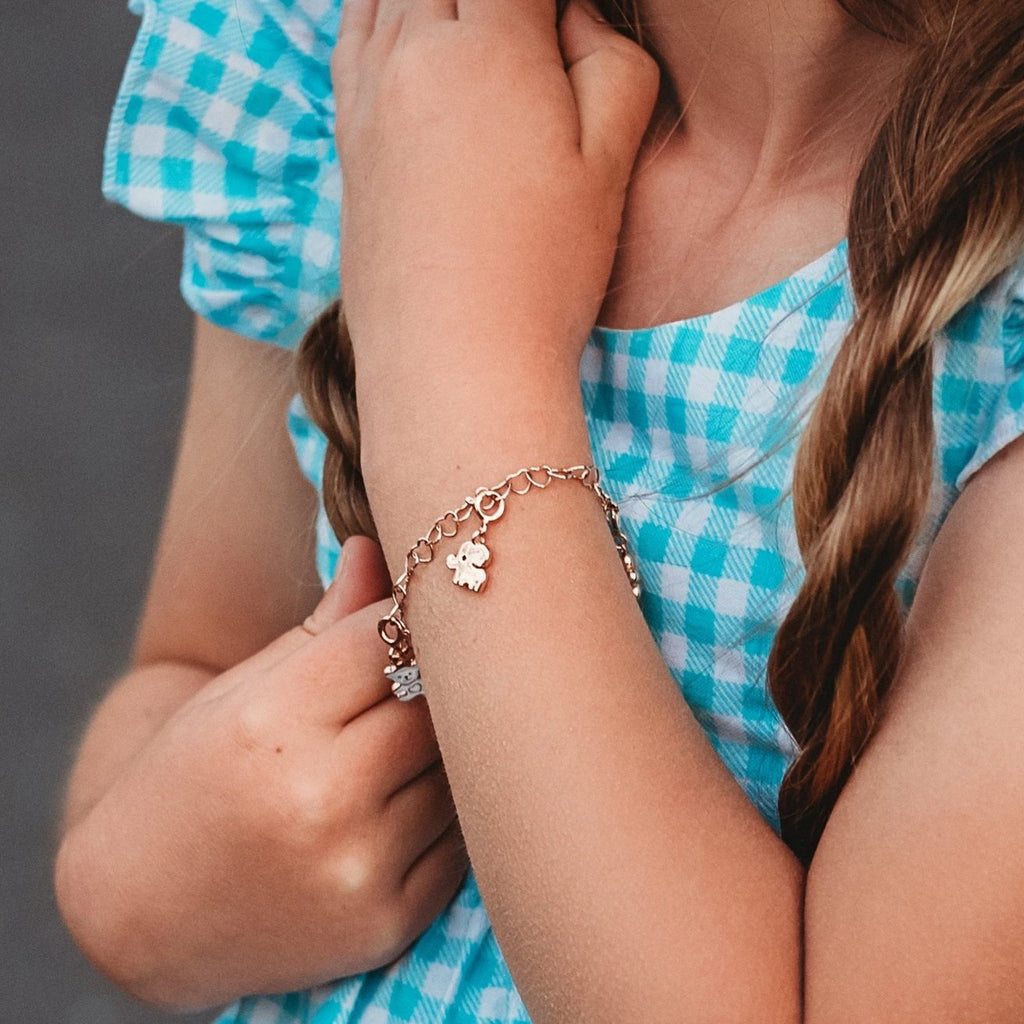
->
xmin=132 ymin=316 xmax=323 ymax=672
xmin=805 ymin=435 xmax=1024 ymax=1023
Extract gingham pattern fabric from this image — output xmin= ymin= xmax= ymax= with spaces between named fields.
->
xmin=105 ymin=2 xmax=1024 ymax=1021
xmin=107 ymin=0 xmax=342 ymax=347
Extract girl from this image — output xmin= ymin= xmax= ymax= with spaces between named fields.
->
xmin=58 ymin=0 xmax=1024 ymax=1020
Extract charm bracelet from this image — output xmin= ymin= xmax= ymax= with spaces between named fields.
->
xmin=377 ymin=464 xmax=642 ymax=701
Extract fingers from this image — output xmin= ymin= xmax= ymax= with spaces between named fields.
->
xmin=401 ymin=819 xmax=469 ymax=903
xmin=457 ymin=0 xmax=557 ymax=36
xmin=304 ymin=536 xmax=393 ymax=634
xmin=335 ymin=0 xmax=458 ymax=121
xmin=405 ymin=0 xmax=458 ymax=27
xmin=372 ymin=0 xmax=457 ymax=43
xmin=239 ymin=540 xmax=392 ymax=681
xmin=335 ymin=0 xmax=379 ymax=95
xmin=344 ymin=695 xmax=443 ymax=793
xmin=373 ymin=0 xmax=414 ymax=36
xmin=386 ymin=763 xmax=458 ymax=848
xmin=558 ymin=0 xmax=660 ymax=184
xmin=289 ymin=598 xmax=397 ymax=722
xmin=339 ymin=0 xmax=379 ymax=44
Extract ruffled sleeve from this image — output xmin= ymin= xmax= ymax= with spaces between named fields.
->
xmin=103 ymin=0 xmax=341 ymax=348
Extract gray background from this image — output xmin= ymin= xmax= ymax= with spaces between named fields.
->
xmin=3 ymin=1 xmax=211 ymax=1020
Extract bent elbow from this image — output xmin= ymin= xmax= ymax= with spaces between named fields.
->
xmin=53 ymin=830 xmax=216 ymax=1013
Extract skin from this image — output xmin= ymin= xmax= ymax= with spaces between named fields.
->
xmin=600 ymin=0 xmax=907 ymax=328
xmin=337 ymin=0 xmax=1024 ymax=1021
xmin=54 ymin=321 xmax=468 ymax=1008
xmin=57 ymin=0 xmax=1024 ymax=1017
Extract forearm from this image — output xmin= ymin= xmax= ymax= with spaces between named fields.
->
xmin=61 ymin=661 xmax=215 ymax=831
xmin=339 ymin=3 xmax=801 ymax=1010
xmin=362 ymin=376 xmax=804 ymax=1024
xmin=56 ymin=661 xmax=226 ymax=1008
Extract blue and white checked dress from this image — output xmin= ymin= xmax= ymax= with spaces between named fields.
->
xmin=105 ymin=0 xmax=1024 ymax=1020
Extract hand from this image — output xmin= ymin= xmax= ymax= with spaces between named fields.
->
xmin=333 ymin=0 xmax=659 ymax=396
xmin=57 ymin=537 xmax=467 ymax=1008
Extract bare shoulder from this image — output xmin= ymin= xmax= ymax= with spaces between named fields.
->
xmin=804 ymin=433 xmax=1024 ymax=1023
xmin=133 ymin=317 xmax=322 ymax=672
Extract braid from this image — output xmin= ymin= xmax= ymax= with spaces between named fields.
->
xmin=771 ymin=4 xmax=1024 ymax=864
xmin=294 ymin=1 xmax=1024 ymax=866
xmin=295 ymin=301 xmax=377 ymax=543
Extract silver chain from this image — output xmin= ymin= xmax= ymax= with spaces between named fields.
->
xmin=378 ymin=464 xmax=642 ymax=701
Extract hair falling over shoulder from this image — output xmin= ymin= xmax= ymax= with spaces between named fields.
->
xmin=296 ymin=0 xmax=1024 ymax=865
xmin=771 ymin=1 xmax=1024 ymax=863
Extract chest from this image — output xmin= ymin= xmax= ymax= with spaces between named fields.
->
xmin=580 ymin=244 xmax=857 ymax=825
xmin=597 ymin=145 xmax=850 ymax=332
xmin=577 ymin=255 xmax=1012 ymax=824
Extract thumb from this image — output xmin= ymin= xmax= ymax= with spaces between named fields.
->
xmin=558 ymin=0 xmax=660 ymax=186
xmin=304 ymin=534 xmax=393 ymax=635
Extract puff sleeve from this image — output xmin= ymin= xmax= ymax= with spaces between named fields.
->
xmin=103 ymin=0 xmax=341 ymax=348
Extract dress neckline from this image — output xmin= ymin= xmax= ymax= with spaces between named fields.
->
xmin=591 ymin=239 xmax=849 ymax=342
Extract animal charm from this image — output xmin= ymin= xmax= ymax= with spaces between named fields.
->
xmin=446 ymin=539 xmax=491 ymax=592
xmin=386 ymin=664 xmax=423 ymax=701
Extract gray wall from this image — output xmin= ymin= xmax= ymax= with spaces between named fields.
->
xmin=3 ymin=2 xmax=209 ymax=1021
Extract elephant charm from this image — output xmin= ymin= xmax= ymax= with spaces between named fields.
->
xmin=446 ymin=539 xmax=491 ymax=592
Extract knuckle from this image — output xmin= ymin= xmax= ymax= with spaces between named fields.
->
xmin=280 ymin=776 xmax=336 ymax=840
xmin=328 ymin=835 xmax=386 ymax=897
xmin=381 ymin=47 xmax=430 ymax=103
xmin=229 ymin=700 xmax=276 ymax=755
xmin=386 ymin=32 xmax=485 ymax=108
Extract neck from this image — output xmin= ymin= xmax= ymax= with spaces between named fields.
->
xmin=635 ymin=0 xmax=909 ymax=188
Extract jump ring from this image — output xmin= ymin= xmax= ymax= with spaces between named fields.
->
xmin=378 ymin=615 xmax=403 ymax=644
xmin=473 ymin=488 xmax=506 ymax=524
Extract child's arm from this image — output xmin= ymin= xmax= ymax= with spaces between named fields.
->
xmin=325 ymin=3 xmax=1024 ymax=1021
xmin=60 ymin=317 xmax=322 ymax=831
xmin=55 ymin=317 xmax=467 ymax=1010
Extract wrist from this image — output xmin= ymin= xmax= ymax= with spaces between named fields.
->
xmin=358 ymin=351 xmax=588 ymax=471
xmin=359 ymin=381 xmax=593 ymax=575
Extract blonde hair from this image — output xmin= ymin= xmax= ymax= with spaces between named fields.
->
xmin=296 ymin=0 xmax=1024 ymax=864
